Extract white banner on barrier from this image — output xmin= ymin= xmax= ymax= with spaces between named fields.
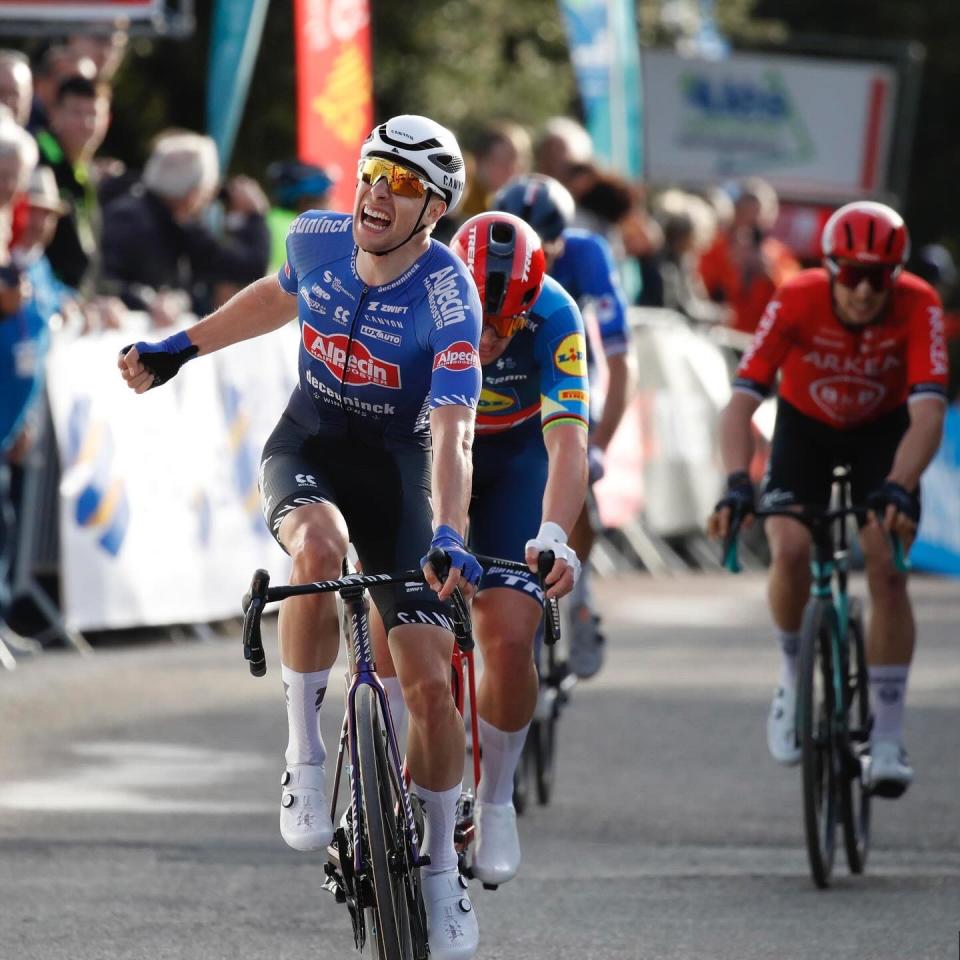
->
xmin=46 ymin=326 xmax=297 ymax=631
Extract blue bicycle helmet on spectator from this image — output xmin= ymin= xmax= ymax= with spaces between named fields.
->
xmin=492 ymin=174 xmax=575 ymax=243
xmin=267 ymin=160 xmax=336 ymax=207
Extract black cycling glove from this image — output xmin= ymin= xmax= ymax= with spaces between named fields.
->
xmin=714 ymin=470 xmax=756 ymax=523
xmin=121 ymin=331 xmax=199 ymax=389
xmin=866 ymin=480 xmax=920 ymax=524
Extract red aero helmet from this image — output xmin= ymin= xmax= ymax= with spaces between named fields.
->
xmin=821 ymin=201 xmax=910 ymax=267
xmin=450 ymin=212 xmax=546 ymax=320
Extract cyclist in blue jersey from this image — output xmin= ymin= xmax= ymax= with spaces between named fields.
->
xmin=454 ymin=212 xmax=588 ymax=884
xmin=494 ymin=174 xmax=634 ymax=679
xmin=119 ymin=115 xmax=484 ymax=960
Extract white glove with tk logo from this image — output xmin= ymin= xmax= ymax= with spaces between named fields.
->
xmin=524 ymin=521 xmax=581 ymax=586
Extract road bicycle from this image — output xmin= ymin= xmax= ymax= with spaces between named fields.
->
xmin=724 ymin=465 xmax=909 ymax=889
xmin=240 ymin=551 xmax=559 ymax=955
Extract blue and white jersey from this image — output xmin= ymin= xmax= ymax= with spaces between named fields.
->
xmin=550 ymin=228 xmax=630 ymax=364
xmin=278 ymin=212 xmax=482 ymax=451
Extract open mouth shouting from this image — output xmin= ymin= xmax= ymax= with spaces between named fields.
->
xmin=360 ymin=203 xmax=392 ymax=235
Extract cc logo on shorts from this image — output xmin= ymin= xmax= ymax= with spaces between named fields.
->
xmin=295 ymin=474 xmax=317 ymax=487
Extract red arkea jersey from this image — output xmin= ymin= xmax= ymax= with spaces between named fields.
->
xmin=734 ymin=268 xmax=949 ymax=428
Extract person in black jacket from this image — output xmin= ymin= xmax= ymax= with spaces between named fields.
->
xmin=101 ymin=131 xmax=270 ymax=326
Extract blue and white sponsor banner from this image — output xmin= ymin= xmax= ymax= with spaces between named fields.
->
xmin=46 ymin=325 xmax=296 ymax=631
xmin=642 ymin=49 xmax=897 ymax=200
xmin=912 ymin=406 xmax=960 ymax=576
xmin=558 ymin=0 xmax=643 ymax=177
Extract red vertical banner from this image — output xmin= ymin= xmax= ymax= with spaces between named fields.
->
xmin=294 ymin=0 xmax=373 ymax=213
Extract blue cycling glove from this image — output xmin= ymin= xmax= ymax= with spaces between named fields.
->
xmin=420 ymin=524 xmax=483 ymax=587
xmin=121 ymin=330 xmax=199 ymax=389
xmin=714 ymin=470 xmax=756 ymax=523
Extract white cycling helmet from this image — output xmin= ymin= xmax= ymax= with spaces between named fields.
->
xmin=360 ymin=115 xmax=466 ymax=213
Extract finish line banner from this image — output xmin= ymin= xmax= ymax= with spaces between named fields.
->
xmin=46 ymin=326 xmax=296 ymax=631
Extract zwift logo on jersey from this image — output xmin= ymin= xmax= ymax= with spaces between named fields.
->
xmin=303 ymin=322 xmax=402 ymax=389
xmin=553 ymin=333 xmax=587 ymax=377
xmin=426 ymin=265 xmax=468 ymax=329
xmin=433 ymin=340 xmax=480 ymax=372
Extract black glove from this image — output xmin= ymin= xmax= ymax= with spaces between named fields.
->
xmin=866 ymin=480 xmax=920 ymax=524
xmin=120 ymin=330 xmax=199 ymax=389
xmin=714 ymin=470 xmax=756 ymax=524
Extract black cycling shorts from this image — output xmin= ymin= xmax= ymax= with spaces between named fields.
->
xmin=259 ymin=414 xmax=453 ymax=634
xmin=761 ymin=399 xmax=913 ymax=524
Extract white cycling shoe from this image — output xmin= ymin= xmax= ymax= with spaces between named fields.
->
xmin=863 ymin=739 xmax=913 ymax=799
xmin=421 ymin=868 xmax=479 ymax=960
xmin=280 ymin=763 xmax=332 ymax=851
xmin=767 ymin=684 xmax=801 ymax=766
xmin=471 ymin=802 xmax=521 ymax=886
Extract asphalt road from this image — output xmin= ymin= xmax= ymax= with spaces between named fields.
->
xmin=1 ymin=572 xmax=957 ymax=960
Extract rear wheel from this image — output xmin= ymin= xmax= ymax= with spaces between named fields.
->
xmin=357 ymin=684 xmax=416 ymax=959
xmin=798 ymin=598 xmax=838 ymax=889
xmin=840 ymin=601 xmax=871 ymax=874
xmin=512 ymin=735 xmax=532 ymax=815
xmin=533 ymin=713 xmax=556 ymax=806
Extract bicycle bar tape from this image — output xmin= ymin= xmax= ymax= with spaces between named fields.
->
xmin=536 ymin=551 xmax=561 ymax=647
xmin=242 ymin=568 xmax=270 ymax=677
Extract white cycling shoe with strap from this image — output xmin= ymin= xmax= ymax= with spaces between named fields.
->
xmin=279 ymin=763 xmax=332 ymax=851
xmin=421 ymin=868 xmax=479 ymax=960
xmin=766 ymin=683 xmax=801 ymax=766
xmin=471 ymin=801 xmax=521 ymax=886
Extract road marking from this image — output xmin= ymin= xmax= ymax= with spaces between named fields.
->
xmin=0 ymin=741 xmax=272 ymax=814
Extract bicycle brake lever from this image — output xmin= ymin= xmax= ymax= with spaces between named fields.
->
xmin=722 ymin=518 xmax=742 ymax=574
xmin=536 ymin=551 xmax=561 ymax=647
xmin=242 ymin=568 xmax=270 ymax=677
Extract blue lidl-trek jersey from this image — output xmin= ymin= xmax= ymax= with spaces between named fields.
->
xmin=475 ymin=274 xmax=589 ymax=437
xmin=278 ymin=211 xmax=482 ymax=451
xmin=550 ymin=228 xmax=630 ymax=364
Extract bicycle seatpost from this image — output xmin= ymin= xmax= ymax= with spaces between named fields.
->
xmin=241 ymin=568 xmax=270 ymax=677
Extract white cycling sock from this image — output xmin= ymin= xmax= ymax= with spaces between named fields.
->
xmin=869 ymin=664 xmax=909 ymax=742
xmin=776 ymin=629 xmax=800 ymax=687
xmin=381 ymin=675 xmax=408 ymax=757
xmin=282 ymin=664 xmax=330 ymax=767
xmin=411 ymin=780 xmax=460 ymax=874
xmin=477 ymin=717 xmax=530 ymax=806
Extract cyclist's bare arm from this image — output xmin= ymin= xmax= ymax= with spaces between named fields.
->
xmin=541 ymin=423 xmax=588 ymax=538
xmin=118 ymin=276 xmax=296 ymax=392
xmin=708 ymin=389 xmax=762 ymax=538
xmin=591 ymin=351 xmax=635 ymax=451
xmin=425 ymin=403 xmax=476 ymax=600
xmin=874 ymin=396 xmax=946 ymax=535
xmin=186 ymin=275 xmax=296 ymax=354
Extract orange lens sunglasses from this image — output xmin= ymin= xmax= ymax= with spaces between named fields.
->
xmin=358 ymin=157 xmax=432 ymax=200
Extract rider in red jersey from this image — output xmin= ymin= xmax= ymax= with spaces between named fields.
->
xmin=708 ymin=201 xmax=948 ymax=797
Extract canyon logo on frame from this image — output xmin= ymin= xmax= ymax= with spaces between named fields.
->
xmin=295 ymin=0 xmax=373 ymax=214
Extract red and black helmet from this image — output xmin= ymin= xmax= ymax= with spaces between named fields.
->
xmin=450 ymin=212 xmax=546 ymax=330
xmin=821 ymin=201 xmax=910 ymax=268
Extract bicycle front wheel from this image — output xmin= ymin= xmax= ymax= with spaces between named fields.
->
xmin=840 ymin=600 xmax=871 ymax=874
xmin=356 ymin=684 xmax=417 ymax=960
xmin=798 ymin=598 xmax=838 ymax=889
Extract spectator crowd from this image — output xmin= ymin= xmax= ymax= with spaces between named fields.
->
xmin=1 ymin=34 xmax=958 ymax=654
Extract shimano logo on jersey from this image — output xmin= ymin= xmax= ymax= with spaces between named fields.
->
xmin=367 ymin=301 xmax=408 ymax=314
xmin=300 ymin=284 xmax=331 ymax=315
xmin=433 ymin=341 xmax=480 ymax=373
xmin=322 ymin=270 xmax=356 ymax=301
xmin=306 ymin=368 xmax=397 ymax=415
xmin=426 ymin=266 xmax=467 ymax=328
xmin=801 ymin=351 xmax=901 ymax=376
xmin=361 ymin=324 xmax=402 ymax=346
xmin=290 ymin=216 xmax=352 ymax=236
xmin=303 ymin=323 xmax=402 ymax=388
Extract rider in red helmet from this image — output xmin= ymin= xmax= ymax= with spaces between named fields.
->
xmin=378 ymin=210 xmax=589 ymax=889
xmin=708 ymin=199 xmax=948 ymax=797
